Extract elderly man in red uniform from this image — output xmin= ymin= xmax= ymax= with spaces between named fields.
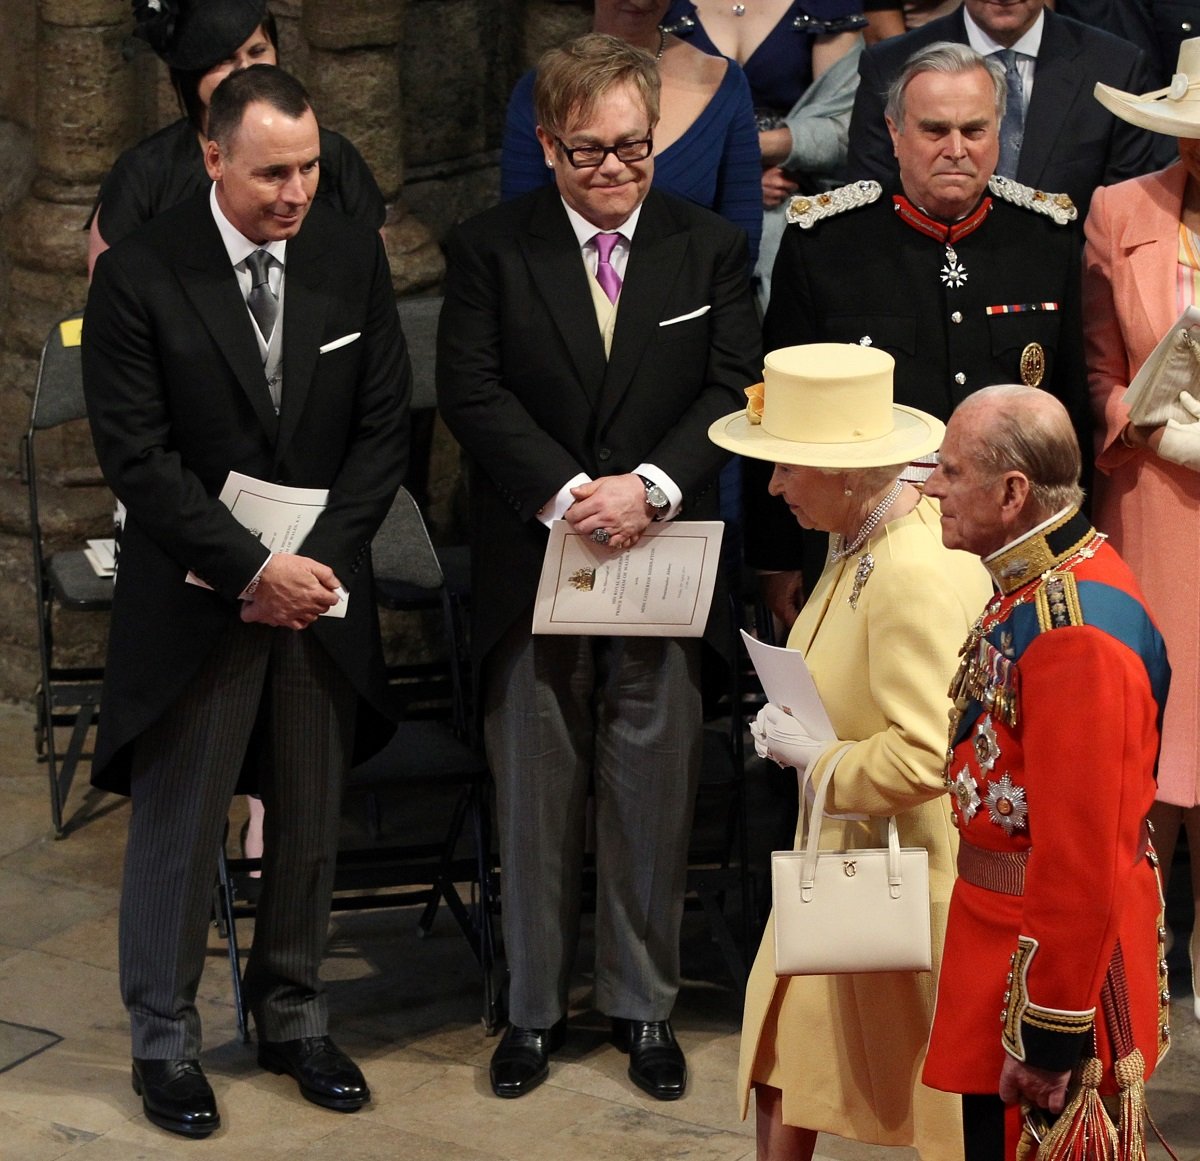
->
xmin=922 ymin=384 xmax=1171 ymax=1161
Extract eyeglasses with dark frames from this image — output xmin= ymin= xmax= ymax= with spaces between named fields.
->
xmin=554 ymin=135 xmax=654 ymax=169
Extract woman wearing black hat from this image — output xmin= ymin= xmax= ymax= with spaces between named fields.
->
xmin=87 ymin=0 xmax=385 ymax=275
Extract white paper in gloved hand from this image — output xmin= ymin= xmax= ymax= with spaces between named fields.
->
xmin=1157 ymin=390 xmax=1200 ymax=471
xmin=751 ymin=702 xmax=827 ymax=776
xmin=752 ymin=703 xmax=868 ymax=819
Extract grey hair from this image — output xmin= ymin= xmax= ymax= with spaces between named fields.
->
xmin=884 ymin=41 xmax=1006 ymax=129
xmin=533 ymin=32 xmax=661 ymax=139
xmin=961 ymin=385 xmax=1084 ymax=516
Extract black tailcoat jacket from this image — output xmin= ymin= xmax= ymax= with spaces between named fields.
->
xmin=436 ymin=186 xmax=762 ymax=672
xmin=82 ymin=194 xmax=411 ymax=793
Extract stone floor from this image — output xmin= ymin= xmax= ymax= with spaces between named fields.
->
xmin=1 ymin=700 xmax=1197 ymax=1161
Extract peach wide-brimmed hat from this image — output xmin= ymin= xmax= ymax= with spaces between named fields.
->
xmin=707 ymin=343 xmax=944 ymax=469
xmin=1094 ymin=37 xmax=1200 ymax=139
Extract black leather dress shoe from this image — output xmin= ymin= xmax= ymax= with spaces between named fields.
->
xmin=257 ymin=1036 xmax=370 ymax=1111
xmin=131 ymin=1057 xmax=220 ymax=1137
xmin=611 ymin=1018 xmax=687 ymax=1100
xmin=489 ymin=1018 xmax=567 ymax=1098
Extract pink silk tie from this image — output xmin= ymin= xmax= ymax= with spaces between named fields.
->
xmin=593 ymin=232 xmax=622 ymax=304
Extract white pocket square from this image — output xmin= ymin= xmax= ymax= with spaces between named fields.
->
xmin=319 ymin=332 xmax=361 ymax=354
xmin=659 ymin=306 xmax=711 ymax=327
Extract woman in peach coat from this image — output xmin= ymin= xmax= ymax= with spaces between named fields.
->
xmin=1086 ymin=42 xmax=1200 ymax=1020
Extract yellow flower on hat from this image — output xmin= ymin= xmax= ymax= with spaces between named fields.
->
xmin=745 ymin=382 xmax=765 ymax=425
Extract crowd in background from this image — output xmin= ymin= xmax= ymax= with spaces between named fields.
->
xmin=79 ymin=0 xmax=1199 ymax=1157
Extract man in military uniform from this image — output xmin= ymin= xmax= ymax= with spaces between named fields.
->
xmin=922 ymin=385 xmax=1170 ymax=1161
xmin=749 ymin=42 xmax=1089 ymax=623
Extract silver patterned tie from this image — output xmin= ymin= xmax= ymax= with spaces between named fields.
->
xmin=245 ymin=249 xmax=278 ymax=339
xmin=996 ymin=49 xmax=1025 ymax=180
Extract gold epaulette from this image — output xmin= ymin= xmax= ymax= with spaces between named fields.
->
xmin=987 ymin=175 xmax=1077 ymax=225
xmin=1034 ymin=572 xmax=1084 ymax=631
xmin=785 ymin=180 xmax=882 ymax=229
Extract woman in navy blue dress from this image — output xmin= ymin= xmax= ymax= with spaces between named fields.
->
xmin=664 ymin=0 xmax=865 ymax=305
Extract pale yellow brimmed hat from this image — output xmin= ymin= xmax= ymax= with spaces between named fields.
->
xmin=1095 ymin=37 xmax=1200 ymax=138
xmin=708 ymin=343 xmax=944 ymax=468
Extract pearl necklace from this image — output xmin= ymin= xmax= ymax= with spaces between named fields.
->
xmin=829 ymin=479 xmax=904 ymax=562
xmin=656 ymin=26 xmax=666 ymax=59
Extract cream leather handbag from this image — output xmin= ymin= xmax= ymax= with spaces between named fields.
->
xmin=772 ymin=746 xmax=932 ymax=975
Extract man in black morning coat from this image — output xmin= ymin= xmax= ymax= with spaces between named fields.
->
xmin=82 ymin=66 xmax=409 ymax=1136
xmin=437 ymin=34 xmax=760 ymax=1104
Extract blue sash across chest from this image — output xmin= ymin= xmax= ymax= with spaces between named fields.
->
xmin=953 ymin=580 xmax=1170 ymax=749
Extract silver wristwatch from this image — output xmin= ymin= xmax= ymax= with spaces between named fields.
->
xmin=639 ymin=475 xmax=669 ymax=521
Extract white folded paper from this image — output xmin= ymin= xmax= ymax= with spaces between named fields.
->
xmin=741 ymin=630 xmax=867 ymax=818
xmin=186 ymin=471 xmax=347 ymax=618
xmin=85 ymin=538 xmax=117 ymax=577
xmin=532 ymin=520 xmax=723 ymax=636
xmin=740 ymin=629 xmax=835 ymax=741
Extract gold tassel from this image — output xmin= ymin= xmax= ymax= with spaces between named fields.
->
xmin=1113 ymin=1048 xmax=1147 ymax=1161
xmin=1035 ymin=1058 xmax=1118 ymax=1161
xmin=1016 ymin=1113 xmax=1040 ymax=1161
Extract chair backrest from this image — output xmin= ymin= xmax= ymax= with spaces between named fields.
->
xmin=395 ymin=296 xmax=442 ymax=411
xmin=373 ymin=485 xmax=445 ymax=591
xmin=29 ymin=312 xmax=86 ymax=434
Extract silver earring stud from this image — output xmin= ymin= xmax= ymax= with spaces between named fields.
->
xmin=545 ymin=159 xmax=553 ymax=168
xmin=843 ymin=488 xmax=853 ymax=497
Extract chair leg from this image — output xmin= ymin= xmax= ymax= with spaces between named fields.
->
xmin=213 ymin=840 xmax=250 ymax=1042
xmin=468 ymin=780 xmax=501 ymax=1033
xmin=35 ymin=673 xmax=68 ymax=838
xmin=416 ymin=790 xmax=470 ymax=937
xmin=693 ymin=871 xmax=749 ymax=992
xmin=39 ymin=682 xmax=100 ymax=840
xmin=53 ymin=703 xmax=93 ymax=839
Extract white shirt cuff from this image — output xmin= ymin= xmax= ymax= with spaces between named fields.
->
xmin=238 ymin=552 xmax=272 ymax=600
xmin=537 ymin=472 xmax=591 ymax=528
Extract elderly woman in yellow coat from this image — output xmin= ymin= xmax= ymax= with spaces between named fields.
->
xmin=709 ymin=344 xmax=993 ymax=1161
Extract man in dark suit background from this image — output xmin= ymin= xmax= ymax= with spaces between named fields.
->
xmin=82 ymin=66 xmax=410 ymax=1137
xmin=845 ymin=0 xmax=1162 ymax=217
xmin=437 ymin=34 xmax=760 ymax=1104
xmin=748 ymin=43 xmax=1091 ymax=629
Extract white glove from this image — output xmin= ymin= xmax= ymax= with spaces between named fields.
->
xmin=751 ymin=703 xmax=826 ymax=776
xmin=1157 ymin=390 xmax=1200 ymax=472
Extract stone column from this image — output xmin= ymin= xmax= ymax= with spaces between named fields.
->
xmin=0 ymin=0 xmax=133 ymax=696
xmin=303 ymin=0 xmax=443 ymax=294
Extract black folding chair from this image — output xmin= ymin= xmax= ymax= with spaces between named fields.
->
xmin=22 ymin=312 xmax=113 ymax=837
xmin=214 ymin=487 xmax=499 ymax=1038
xmin=684 ymin=593 xmax=755 ymax=990
xmin=395 ymin=294 xmax=471 ymax=607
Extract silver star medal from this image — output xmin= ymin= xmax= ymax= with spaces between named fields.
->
xmin=941 ymin=245 xmax=967 ymax=288
xmin=973 ymin=715 xmax=1001 ymax=772
xmin=952 ymin=767 xmax=981 ymax=824
xmin=985 ymin=773 xmax=1028 ymax=834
